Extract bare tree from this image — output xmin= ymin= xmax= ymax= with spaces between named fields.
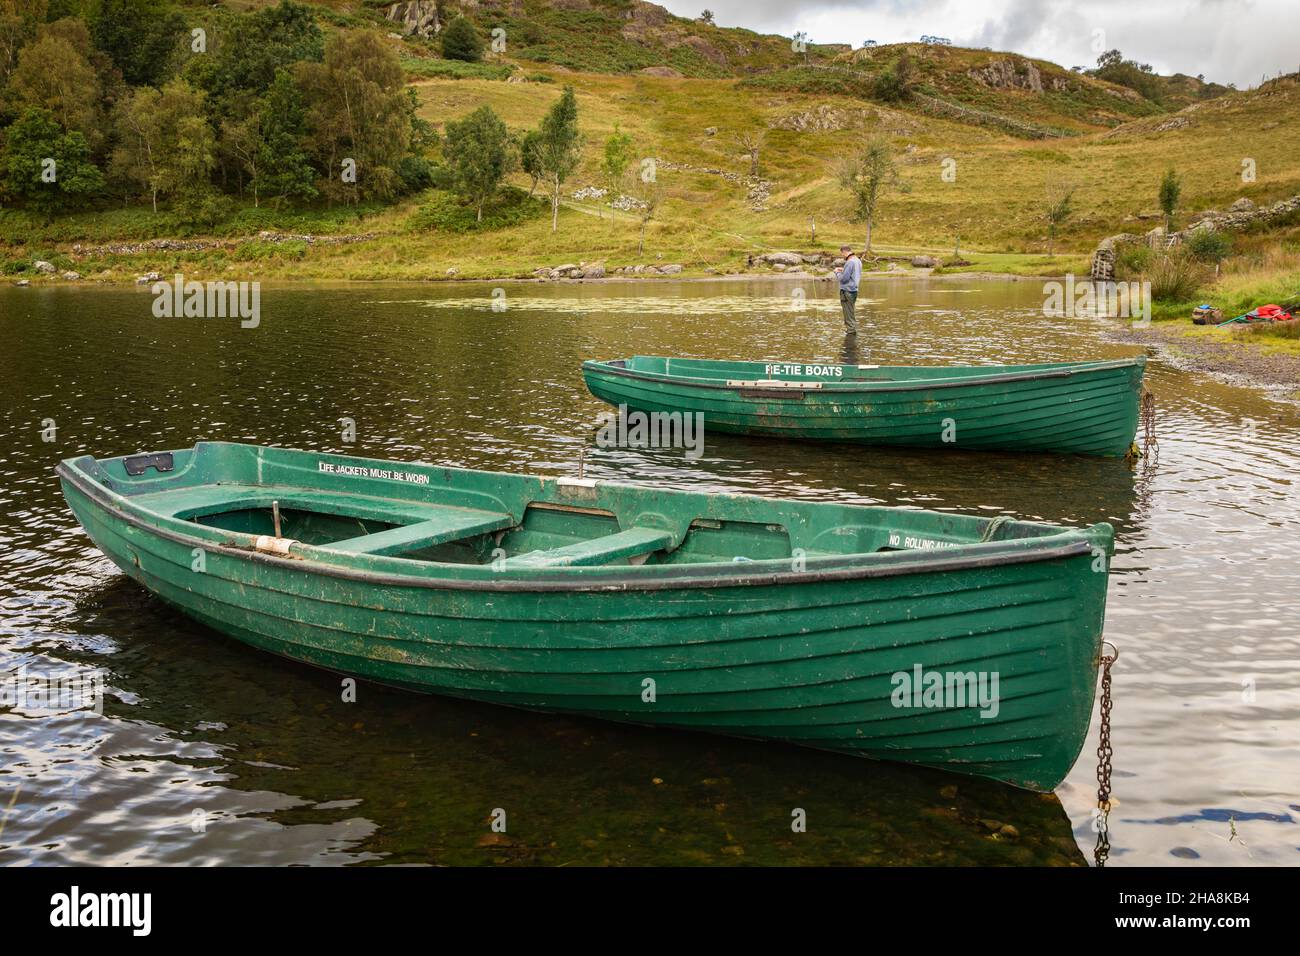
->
xmin=734 ymin=129 xmax=764 ymax=178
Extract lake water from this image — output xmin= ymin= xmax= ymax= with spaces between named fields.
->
xmin=1 ymin=276 xmax=1297 ymax=866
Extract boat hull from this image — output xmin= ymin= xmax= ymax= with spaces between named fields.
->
xmin=59 ymin=452 xmax=1108 ymax=791
xmin=583 ymin=357 xmax=1146 ymax=457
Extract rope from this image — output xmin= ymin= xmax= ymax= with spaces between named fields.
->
xmin=979 ymin=515 xmax=1012 ymax=542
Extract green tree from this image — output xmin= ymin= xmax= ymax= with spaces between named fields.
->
xmin=1158 ymin=167 xmax=1181 ymax=232
xmin=600 ymin=123 xmax=633 ymax=219
xmin=443 ymin=105 xmax=516 ymax=221
xmin=0 ymin=106 xmax=104 ymax=217
xmin=155 ymin=78 xmax=220 ymax=221
xmin=197 ymin=0 xmax=323 ymax=100
xmin=836 ymin=136 xmax=904 ymax=253
xmin=91 ymin=0 xmax=187 ymax=88
xmin=1044 ymin=182 xmax=1074 ymax=257
xmin=520 ymin=128 xmax=543 ymax=196
xmin=110 ymin=84 xmax=163 ymax=210
xmin=441 ymin=15 xmax=482 ymax=63
xmin=6 ymin=28 xmax=102 ymax=144
xmin=256 ymin=69 xmax=318 ymax=206
xmin=111 ymin=78 xmax=220 ymax=220
xmin=296 ymin=30 xmax=414 ymax=203
xmin=535 ymin=85 xmax=582 ymax=232
xmin=0 ymin=0 xmax=46 ymax=87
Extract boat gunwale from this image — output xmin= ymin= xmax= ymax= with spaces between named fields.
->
xmin=582 ymin=356 xmax=1146 ymax=394
xmin=56 ymin=460 xmax=1098 ymax=594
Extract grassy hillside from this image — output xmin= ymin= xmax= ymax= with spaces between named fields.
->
xmin=6 ymin=0 xmax=1294 ymax=293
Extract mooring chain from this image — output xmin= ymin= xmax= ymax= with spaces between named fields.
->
xmin=1140 ymin=388 xmax=1159 ymax=467
xmin=1094 ymin=641 xmax=1118 ymax=867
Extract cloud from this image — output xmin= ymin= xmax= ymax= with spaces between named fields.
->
xmin=662 ymin=0 xmax=1297 ymax=87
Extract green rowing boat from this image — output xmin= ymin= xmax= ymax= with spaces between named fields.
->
xmin=57 ymin=441 xmax=1113 ymax=790
xmin=583 ymin=355 xmax=1146 ymax=457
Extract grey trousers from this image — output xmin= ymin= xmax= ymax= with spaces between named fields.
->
xmin=840 ymin=289 xmax=858 ymax=334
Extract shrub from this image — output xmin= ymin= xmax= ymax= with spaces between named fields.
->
xmin=441 ymin=16 xmax=484 ymax=63
xmin=233 ymin=239 xmax=309 ymax=261
xmin=1144 ymin=249 xmax=1208 ymax=302
xmin=873 ymin=52 xmax=914 ymax=103
xmin=1185 ymin=227 xmax=1233 ymax=264
xmin=397 ymin=156 xmax=437 ymax=194
xmin=407 ymin=187 xmax=546 ymax=233
xmin=1112 ymin=242 xmax=1152 ymax=280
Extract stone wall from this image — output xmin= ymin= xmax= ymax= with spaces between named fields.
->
xmin=1089 ymin=193 xmax=1300 ymax=279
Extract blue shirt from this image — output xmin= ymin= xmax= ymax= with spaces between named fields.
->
xmin=838 ymin=256 xmax=861 ymax=293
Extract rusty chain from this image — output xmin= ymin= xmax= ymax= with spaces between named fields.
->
xmin=1094 ymin=641 xmax=1118 ymax=867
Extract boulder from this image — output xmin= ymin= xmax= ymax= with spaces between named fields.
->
xmin=910 ymin=255 xmax=937 ymax=268
xmin=580 ymin=262 xmax=605 ymax=279
xmin=659 ymin=264 xmax=683 ymax=274
xmin=62 ymin=271 xmax=81 ymax=281
xmin=136 ymin=271 xmax=163 ymax=284
xmin=15 ymin=279 xmax=29 ymax=287
xmin=1228 ymin=196 xmax=1256 ymax=213
xmin=33 ymin=260 xmax=55 ymax=274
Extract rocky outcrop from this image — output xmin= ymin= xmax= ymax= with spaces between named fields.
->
xmin=967 ymin=58 xmax=1069 ymax=93
xmin=771 ymin=105 xmax=875 ymax=132
xmin=385 ymin=1 xmax=440 ymax=38
xmin=638 ymin=66 xmax=682 ymax=77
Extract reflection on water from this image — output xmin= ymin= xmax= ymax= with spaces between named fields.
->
xmin=1 ymin=276 xmax=1297 ymax=866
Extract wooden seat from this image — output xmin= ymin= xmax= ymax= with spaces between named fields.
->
xmin=327 ymin=511 xmax=513 ymax=556
xmin=502 ymin=527 xmax=675 ymax=570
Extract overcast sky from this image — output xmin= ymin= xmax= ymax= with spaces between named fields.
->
xmin=659 ymin=0 xmax=1300 ymax=89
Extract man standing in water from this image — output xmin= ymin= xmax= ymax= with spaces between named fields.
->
xmin=836 ymin=244 xmax=861 ymax=335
